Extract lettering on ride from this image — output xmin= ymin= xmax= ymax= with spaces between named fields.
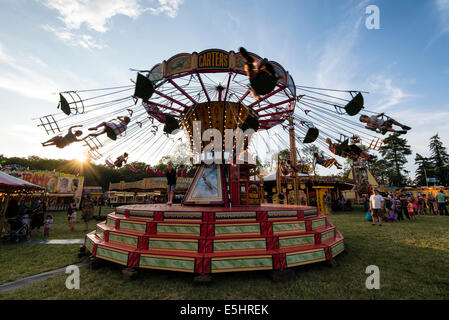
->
xmin=198 ymin=50 xmax=229 ymax=69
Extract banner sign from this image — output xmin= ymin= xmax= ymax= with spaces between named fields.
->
xmin=146 ymin=49 xmax=294 ymax=97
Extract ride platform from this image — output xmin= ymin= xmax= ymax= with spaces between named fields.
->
xmin=84 ymin=203 xmax=345 ymax=274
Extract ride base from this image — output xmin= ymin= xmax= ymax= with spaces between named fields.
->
xmin=84 ymin=203 xmax=345 ymax=274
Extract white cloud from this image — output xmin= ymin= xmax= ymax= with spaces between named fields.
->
xmin=426 ymin=0 xmax=449 ymax=48
xmin=148 ymin=0 xmax=184 ymax=18
xmin=43 ymin=0 xmax=145 ymax=32
xmin=42 ymin=25 xmax=106 ymax=49
xmin=42 ymin=0 xmax=185 ymax=48
xmin=0 ymin=42 xmax=97 ymax=102
xmin=367 ymin=75 xmax=415 ymax=111
xmin=43 ymin=0 xmax=184 ymax=32
xmin=315 ymin=0 xmax=370 ymax=91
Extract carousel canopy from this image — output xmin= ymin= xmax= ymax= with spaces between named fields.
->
xmin=0 ymin=171 xmax=44 ymax=193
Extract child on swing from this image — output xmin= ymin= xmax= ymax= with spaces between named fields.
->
xmin=41 ymin=125 xmax=84 ymax=149
xmin=325 ymin=138 xmax=375 ymax=162
xmin=359 ymin=113 xmax=411 ymax=135
xmin=114 ymin=153 xmax=129 ymax=168
xmin=88 ymin=116 xmax=131 ymax=141
xmin=239 ymin=47 xmax=278 ymax=101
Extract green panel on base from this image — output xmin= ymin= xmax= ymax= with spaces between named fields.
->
xmin=212 ymin=257 xmax=273 ymax=272
xmin=312 ymin=219 xmax=326 ymax=229
xmin=109 ymin=233 xmax=138 ymax=247
xmin=331 ymin=241 xmax=345 ymax=257
xmin=279 ymin=235 xmax=315 ymax=248
xmin=139 ymin=255 xmax=195 ymax=272
xmin=286 ymin=249 xmax=326 ymax=267
xmin=149 ymin=239 xmax=198 ymax=251
xmin=273 ymin=222 xmax=306 ymax=233
xmin=214 ymin=239 xmax=266 ymax=251
xmin=120 ymin=221 xmax=146 ymax=232
xmin=215 ymin=224 xmax=260 ymax=235
xmin=157 ymin=225 xmax=201 ymax=235
xmin=96 ymin=247 xmax=128 ymax=264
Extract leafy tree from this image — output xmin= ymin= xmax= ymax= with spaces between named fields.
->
xmin=429 ymin=134 xmax=449 ymax=186
xmin=414 ymin=154 xmax=433 ymax=186
xmin=368 ymin=158 xmax=392 ymax=185
xmin=379 ymin=133 xmax=412 ymax=186
xmin=278 ymin=149 xmax=290 ymax=162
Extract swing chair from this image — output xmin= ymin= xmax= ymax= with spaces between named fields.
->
xmin=146 ymin=167 xmax=154 ymax=175
xmin=239 ymin=47 xmax=278 ymax=96
xmin=86 ymin=149 xmax=102 ymax=161
xmin=38 ymin=115 xmax=61 ymax=135
xmin=105 ymin=157 xmax=116 ymax=168
xmin=163 ymin=115 xmax=180 ymax=134
xmin=344 ymin=92 xmax=364 ymax=116
xmin=133 ymin=73 xmax=155 ymax=101
xmin=83 ymin=135 xmax=103 ymax=151
xmin=303 ymin=125 xmax=319 ymax=144
xmin=58 ymin=91 xmax=85 ymax=116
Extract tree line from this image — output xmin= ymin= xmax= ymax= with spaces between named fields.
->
xmin=0 ymin=154 xmax=196 ymax=191
xmin=369 ymin=133 xmax=449 ymax=187
xmin=1 ymin=133 xmax=448 ymax=189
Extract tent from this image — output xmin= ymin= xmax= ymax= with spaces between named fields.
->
xmin=0 ymin=171 xmax=45 ymax=234
xmin=0 ymin=171 xmax=44 ymax=193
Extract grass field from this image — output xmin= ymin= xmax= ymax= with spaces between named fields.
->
xmin=1 ymin=206 xmax=448 ymax=300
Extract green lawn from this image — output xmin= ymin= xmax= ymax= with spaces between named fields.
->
xmin=1 ymin=207 xmax=448 ymax=300
xmin=0 ymin=206 xmax=113 ymax=285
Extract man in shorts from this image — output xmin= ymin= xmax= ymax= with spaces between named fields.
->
xmin=370 ymin=189 xmax=385 ymax=226
xmin=436 ymin=190 xmax=447 ymax=216
xmin=359 ymin=113 xmax=411 ymax=135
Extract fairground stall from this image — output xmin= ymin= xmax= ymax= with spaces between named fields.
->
xmin=108 ymin=177 xmax=193 ymax=205
xmin=0 ymin=171 xmax=44 ymax=235
xmin=20 ymin=171 xmax=84 ymax=210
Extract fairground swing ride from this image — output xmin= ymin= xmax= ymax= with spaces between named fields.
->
xmin=36 ymin=48 xmax=410 ymax=277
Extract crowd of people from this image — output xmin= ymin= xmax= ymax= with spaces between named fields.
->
xmin=1 ymin=194 xmax=97 ymax=241
xmin=365 ymin=189 xmax=448 ymax=226
xmin=3 ymin=197 xmax=48 ymax=239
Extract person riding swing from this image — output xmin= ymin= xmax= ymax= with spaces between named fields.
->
xmin=359 ymin=113 xmax=411 ymax=135
xmin=41 ymin=125 xmax=84 ymax=149
xmin=239 ymin=47 xmax=278 ymax=101
xmin=313 ymin=152 xmax=342 ymax=169
xmin=88 ymin=116 xmax=131 ymax=141
xmin=113 ymin=153 xmax=129 ymax=168
xmin=326 ymin=138 xmax=375 ymax=162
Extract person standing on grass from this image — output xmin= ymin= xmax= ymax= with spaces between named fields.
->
xmin=407 ymin=199 xmax=416 ymax=222
xmin=81 ymin=195 xmax=94 ymax=232
xmin=69 ymin=208 xmax=77 ymax=232
xmin=43 ymin=215 xmax=53 ymax=238
xmin=166 ymin=164 xmax=177 ymax=205
xmin=370 ymin=189 xmax=385 ymax=226
xmin=394 ymin=196 xmax=403 ymax=221
xmin=400 ymin=192 xmax=410 ymax=220
xmin=427 ymin=193 xmax=435 ymax=215
xmin=436 ymin=190 xmax=447 ymax=216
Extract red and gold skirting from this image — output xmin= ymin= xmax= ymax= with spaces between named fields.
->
xmin=85 ymin=203 xmax=345 ymax=274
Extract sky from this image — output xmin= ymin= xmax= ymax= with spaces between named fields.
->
xmin=0 ymin=0 xmax=448 ymax=177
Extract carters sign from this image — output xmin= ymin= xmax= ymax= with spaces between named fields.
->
xmin=151 ymin=49 xmax=296 ymax=97
xmin=197 ymin=50 xmax=229 ymax=69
